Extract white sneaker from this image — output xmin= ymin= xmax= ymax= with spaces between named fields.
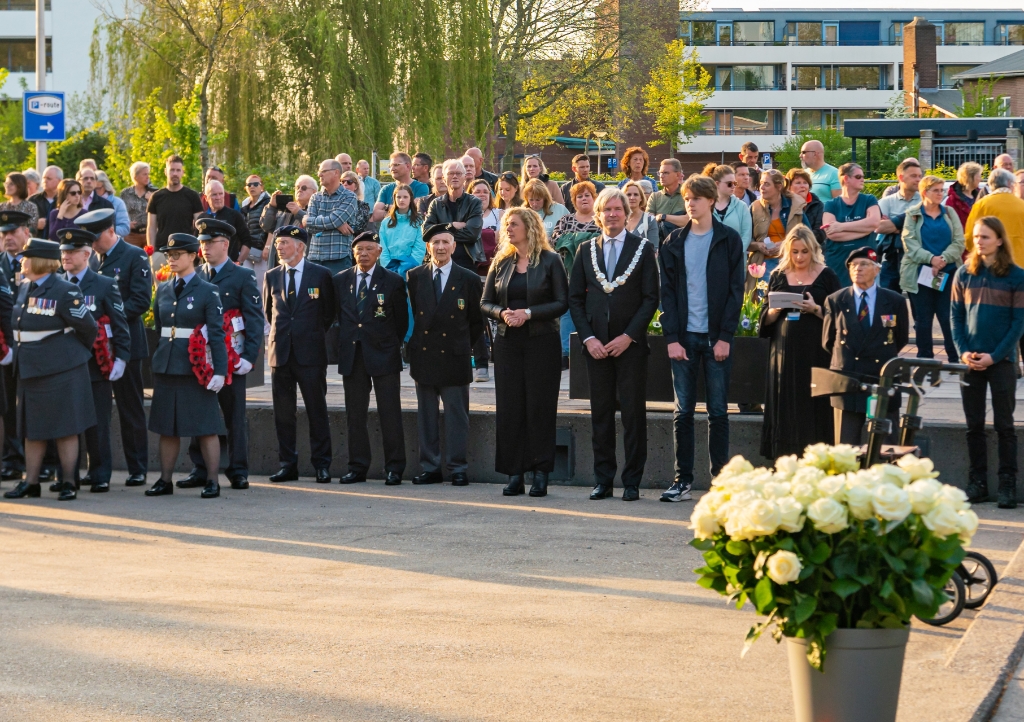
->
xmin=474 ymin=368 xmax=490 ymax=382
xmin=660 ymin=482 xmax=692 ymax=502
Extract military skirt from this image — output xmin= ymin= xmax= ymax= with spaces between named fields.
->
xmin=17 ymin=363 xmax=96 ymax=440
xmin=148 ymin=373 xmax=227 ymax=437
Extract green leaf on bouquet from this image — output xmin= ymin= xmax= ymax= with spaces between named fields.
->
xmin=882 ymin=551 xmax=907 ymax=573
xmin=754 ymin=575 xmax=776 ymax=613
xmin=742 ymin=610 xmax=777 ymax=658
xmin=831 ymin=554 xmax=858 ymax=579
xmin=831 ymin=578 xmax=862 ymax=599
xmin=690 ymin=538 xmax=714 ymax=551
xmin=879 ymin=576 xmax=895 ymax=600
xmin=726 ymin=540 xmax=750 ymax=556
xmin=776 ymin=537 xmax=797 ymax=552
xmin=911 ymin=578 xmax=934 ymax=606
xmin=793 ymin=594 xmax=818 ymax=624
xmin=704 ymin=549 xmax=725 ymax=567
xmin=808 ymin=542 xmax=831 ymax=565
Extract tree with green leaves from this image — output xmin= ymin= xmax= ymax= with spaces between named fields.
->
xmin=643 ymin=40 xmax=713 ymax=151
xmin=957 ymin=77 xmax=1008 ymax=118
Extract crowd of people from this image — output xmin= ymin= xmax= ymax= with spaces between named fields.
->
xmin=0 ymin=139 xmax=1021 ymax=509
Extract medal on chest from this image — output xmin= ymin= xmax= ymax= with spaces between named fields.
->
xmin=308 ymin=287 xmax=320 ymax=299
xmin=28 ymin=298 xmax=55 ymax=316
xmin=114 ymin=267 xmax=121 ymax=281
xmin=186 ymin=295 xmax=194 ymax=310
xmin=82 ymin=295 xmax=97 ymax=312
xmin=375 ymin=293 xmax=386 ymax=318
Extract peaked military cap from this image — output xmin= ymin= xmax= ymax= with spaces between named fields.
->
xmin=0 ymin=209 xmax=31 ymax=233
xmin=74 ymin=208 xmax=116 ymax=234
xmin=57 ymin=227 xmax=97 ymax=251
xmin=195 ymin=216 xmax=235 ymax=241
xmin=160 ymin=233 xmax=201 ymax=253
xmin=22 ymin=238 xmax=61 ymax=260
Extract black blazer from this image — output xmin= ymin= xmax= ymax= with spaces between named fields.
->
xmin=408 ymin=263 xmax=483 ymax=387
xmin=0 ymin=271 xmax=13 ymax=353
xmin=13 ymin=273 xmax=96 ymax=380
xmin=72 ymin=269 xmax=132 ymax=381
xmin=198 ymin=261 xmax=263 ymax=365
xmin=822 ymin=286 xmax=910 ymax=410
xmin=333 ymin=264 xmax=408 ymax=377
xmin=481 ymin=249 xmax=568 ymax=337
xmin=263 ymin=260 xmax=337 ymax=368
xmin=568 ymin=231 xmax=659 ymax=351
xmin=90 ymin=238 xmax=153 ymax=360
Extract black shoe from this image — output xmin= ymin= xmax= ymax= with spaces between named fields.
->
xmin=201 ymin=479 xmax=221 ymax=499
xmin=998 ymin=474 xmax=1017 ymax=509
xmin=51 ymin=476 xmax=82 ymax=493
xmin=58 ymin=481 xmax=77 ymax=501
xmin=39 ymin=468 xmax=56 ymax=483
xmin=1 ymin=465 xmax=23 ymax=481
xmin=49 ymin=481 xmax=62 ymax=493
xmin=529 ymin=471 xmax=548 ymax=498
xmin=145 ymin=479 xmax=174 ymax=497
xmin=412 ymin=470 xmax=443 ymax=485
xmin=315 ymin=468 xmax=332 ymax=484
xmin=503 ymin=475 xmax=525 ymax=496
xmin=176 ymin=469 xmax=207 ymax=489
xmin=3 ymin=481 xmax=40 ymax=499
xmin=385 ymin=471 xmax=402 ymax=486
xmin=269 ymin=466 xmax=298 ymax=483
xmin=338 ymin=471 xmax=365 ymax=484
xmin=229 ymin=476 xmax=249 ymax=490
xmin=451 ymin=472 xmax=469 ymax=486
xmin=90 ymin=480 xmax=110 ymax=493
xmin=622 ymin=486 xmax=640 ymax=502
xmin=966 ymin=476 xmax=988 ymax=504
xmin=590 ymin=483 xmax=613 ymax=500
xmin=124 ymin=474 xmax=146 ymax=487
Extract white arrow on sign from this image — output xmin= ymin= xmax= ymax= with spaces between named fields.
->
xmin=39 ymin=122 xmax=54 ymax=133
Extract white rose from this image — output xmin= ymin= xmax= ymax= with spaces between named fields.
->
xmin=691 ymin=506 xmax=721 ymax=540
xmin=847 ymin=468 xmax=883 ymax=490
xmin=957 ymin=509 xmax=980 ymax=546
xmin=744 ymin=498 xmax=782 ymax=538
xmin=697 ymin=489 xmax=729 ymax=514
xmin=774 ymin=455 xmax=799 ymax=480
xmin=776 ymin=496 xmax=805 ymax=533
xmin=830 ymin=445 xmax=861 ymax=472
xmin=872 ymin=464 xmax=912 ymax=488
xmin=845 ymin=485 xmax=876 ymax=521
xmin=801 ymin=444 xmax=833 ymax=470
xmin=816 ymin=475 xmax=848 ymax=502
xmin=766 ymin=550 xmax=803 ymax=585
xmin=872 ymin=484 xmax=912 ymax=522
xmin=905 ymin=479 xmax=943 ymax=514
xmin=923 ymin=504 xmax=962 ymax=538
xmin=807 ymin=497 xmax=849 ymax=534
xmin=896 ymin=454 xmax=939 ymax=481
xmin=720 ymin=455 xmax=755 ymax=478
xmin=938 ymin=485 xmax=969 ymax=512
xmin=763 ymin=481 xmax=792 ymax=499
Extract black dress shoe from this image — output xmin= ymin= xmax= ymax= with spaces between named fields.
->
xmin=51 ymin=476 xmax=82 ymax=493
xmin=503 ymin=475 xmax=525 ymax=496
xmin=622 ymin=486 xmax=640 ymax=502
xmin=590 ymin=483 xmax=613 ymax=500
xmin=412 ymin=470 xmax=443 ymax=485
xmin=1 ymin=465 xmax=23 ymax=481
xmin=39 ymin=468 xmax=56 ymax=483
xmin=451 ymin=472 xmax=469 ymax=486
xmin=58 ymin=481 xmax=77 ymax=501
xmin=49 ymin=481 xmax=62 ymax=493
xmin=201 ymin=479 xmax=221 ymax=498
xmin=529 ymin=471 xmax=549 ymax=498
xmin=338 ymin=471 xmax=365 ymax=484
xmin=315 ymin=468 xmax=332 ymax=484
xmin=90 ymin=480 xmax=110 ymax=493
xmin=124 ymin=474 xmax=146 ymax=487
xmin=229 ymin=476 xmax=249 ymax=490
xmin=176 ymin=469 xmax=208 ymax=489
xmin=385 ymin=471 xmax=402 ymax=486
xmin=269 ymin=467 xmax=298 ymax=483
xmin=145 ymin=479 xmax=174 ymax=496
xmin=4 ymin=481 xmax=40 ymax=499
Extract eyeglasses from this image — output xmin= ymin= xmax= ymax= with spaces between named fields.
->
xmin=67 ymin=190 xmax=82 ymax=196
xmin=246 ymin=181 xmax=262 ymax=187
xmin=295 ymin=186 xmax=311 ymax=192
xmin=724 ymin=181 xmax=735 ymax=187
xmin=850 ymin=175 xmax=865 ymax=180
xmin=800 ymin=150 xmax=819 ymax=155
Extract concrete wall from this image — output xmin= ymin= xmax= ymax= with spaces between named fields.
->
xmin=107 ymin=403 xmax=1019 ymax=497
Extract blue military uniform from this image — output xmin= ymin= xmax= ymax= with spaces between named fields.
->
xmin=0 ymin=210 xmax=28 ymax=479
xmin=83 ymin=208 xmax=152 ymax=484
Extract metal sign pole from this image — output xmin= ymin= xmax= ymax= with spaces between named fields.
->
xmin=35 ymin=0 xmax=46 ymax=175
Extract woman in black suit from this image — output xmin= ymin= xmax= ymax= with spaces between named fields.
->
xmin=481 ymin=207 xmax=568 ymax=497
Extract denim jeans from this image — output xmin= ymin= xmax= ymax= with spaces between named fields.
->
xmin=671 ymin=331 xmax=733 ymax=486
xmin=909 ymin=283 xmax=956 ymax=361
xmin=318 ymin=256 xmax=354 ymax=277
xmin=962 ymin=359 xmax=1018 ymax=478
xmin=559 ymin=309 xmax=575 ymax=357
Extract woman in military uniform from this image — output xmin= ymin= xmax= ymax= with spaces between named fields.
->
xmin=3 ymin=239 xmax=97 ymax=501
xmin=145 ymin=233 xmax=228 ymax=499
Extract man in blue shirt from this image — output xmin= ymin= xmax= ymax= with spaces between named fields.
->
xmin=372 ymin=152 xmax=430 ymax=222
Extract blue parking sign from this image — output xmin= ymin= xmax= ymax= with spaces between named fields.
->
xmin=23 ymin=91 xmax=66 ymax=142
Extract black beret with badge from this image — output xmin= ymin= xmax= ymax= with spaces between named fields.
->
xmin=160 ymin=233 xmax=201 ymax=253
xmin=351 ymin=231 xmax=380 ymax=247
xmin=195 ymin=216 xmax=235 ymax=241
xmin=277 ymin=224 xmax=308 ymax=244
xmin=0 ymin=209 xmax=31 ymax=233
xmin=846 ymin=247 xmax=879 ymax=266
xmin=58 ymin=227 xmax=98 ymax=251
xmin=422 ymin=223 xmax=457 ymax=243
xmin=74 ymin=208 xmax=116 ymax=234
xmin=22 ymin=238 xmax=62 ymax=260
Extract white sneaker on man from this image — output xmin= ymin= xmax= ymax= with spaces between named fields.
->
xmin=660 ymin=482 xmax=692 ymax=502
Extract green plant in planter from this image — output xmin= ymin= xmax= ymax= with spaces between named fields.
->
xmin=648 ymin=309 xmax=662 ymax=336
xmin=690 ymin=445 xmax=977 ymax=671
xmin=737 ymin=262 xmax=767 ymax=337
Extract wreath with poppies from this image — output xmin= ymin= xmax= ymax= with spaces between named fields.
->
xmin=187 ymin=311 xmax=243 ymax=388
xmin=92 ymin=314 xmax=114 ymax=377
xmin=222 ymin=308 xmax=243 ymax=381
xmin=0 ymin=328 xmax=9 ymax=358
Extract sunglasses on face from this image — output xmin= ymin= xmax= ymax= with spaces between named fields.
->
xmin=724 ymin=181 xmax=735 ymax=187
xmin=850 ymin=175 xmax=864 ymax=180
xmin=295 ymin=186 xmax=310 ymax=192
xmin=342 ymin=179 xmax=357 ymax=185
xmin=246 ymin=181 xmax=262 ymax=187
xmin=67 ymin=190 xmax=81 ymax=196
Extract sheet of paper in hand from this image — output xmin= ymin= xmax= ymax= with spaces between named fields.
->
xmin=917 ymin=265 xmax=949 ymax=292
xmin=768 ymin=291 xmax=804 ymax=310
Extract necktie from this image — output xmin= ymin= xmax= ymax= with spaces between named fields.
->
xmin=72 ymin=276 xmax=80 ymax=285
xmin=359 ymin=273 xmax=369 ymax=301
xmin=209 ymin=266 xmax=217 ymax=282
xmin=287 ymin=267 xmax=296 ymax=305
xmin=434 ymin=268 xmax=443 ymax=302
xmin=174 ymin=278 xmax=185 ymax=298
xmin=858 ymin=291 xmax=870 ymax=329
xmin=606 ymin=238 xmax=618 ymax=276
xmin=28 ymin=281 xmax=37 ymax=292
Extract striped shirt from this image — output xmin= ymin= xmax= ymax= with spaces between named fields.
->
xmin=305 ymin=185 xmax=358 ymax=262
xmin=951 ymin=263 xmax=1024 ymax=364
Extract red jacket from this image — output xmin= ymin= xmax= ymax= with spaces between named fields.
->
xmin=946 ymin=182 xmax=977 ymax=229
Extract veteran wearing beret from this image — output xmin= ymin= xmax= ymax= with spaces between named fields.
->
xmin=822 ymin=246 xmax=910 ymax=445
xmin=145 ymin=233 xmax=228 ymax=499
xmin=0 ymin=209 xmax=30 ymax=481
xmin=333 ymin=232 xmax=408 ymax=485
xmin=57 ymin=226 xmax=131 ymax=494
xmin=3 ymin=239 xmax=97 ymax=502
xmin=176 ymin=217 xmax=263 ymax=491
xmin=263 ymin=225 xmax=337 ymax=483
xmin=84 ymin=207 xmax=153 ymax=487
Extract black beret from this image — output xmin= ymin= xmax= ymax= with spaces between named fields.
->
xmin=57 ymin=227 xmax=97 ymax=251
xmin=352 ymin=231 xmax=380 ymax=246
xmin=846 ymin=247 xmax=879 ymax=266
xmin=277 ymin=225 xmax=308 ymax=243
xmin=74 ymin=208 xmax=116 ymax=234
xmin=0 ymin=209 xmax=31 ymax=232
xmin=22 ymin=238 xmax=61 ymax=260
xmin=195 ymin=216 xmax=235 ymax=241
xmin=423 ymin=223 xmax=457 ymax=242
xmin=160 ymin=233 xmax=200 ymax=253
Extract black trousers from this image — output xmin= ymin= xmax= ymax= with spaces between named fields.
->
xmin=83 ymin=379 xmax=113 ymax=484
xmin=271 ymin=355 xmax=331 ymax=470
xmin=962 ymin=359 xmax=1017 ymax=478
xmin=493 ymin=331 xmax=561 ymax=475
xmin=112 ymin=359 xmax=148 ymax=475
xmin=585 ymin=342 xmax=647 ymax=487
xmin=2 ymin=363 xmax=23 ymax=469
xmin=343 ymin=345 xmax=405 ymax=475
xmin=189 ymin=372 xmax=248 ymax=478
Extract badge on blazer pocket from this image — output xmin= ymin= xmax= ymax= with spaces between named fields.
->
xmin=308 ymin=288 xmax=320 ymax=299
xmin=458 ymin=298 xmax=465 ymax=310
xmin=881 ymin=314 xmax=897 ymax=327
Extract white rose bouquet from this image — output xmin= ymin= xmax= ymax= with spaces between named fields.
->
xmin=691 ymin=444 xmax=977 ymax=670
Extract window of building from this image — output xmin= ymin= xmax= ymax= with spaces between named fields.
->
xmin=837 ymin=22 xmax=880 ymax=46
xmin=793 ymin=66 xmax=824 ymax=90
xmin=0 ymin=38 xmax=51 ymax=73
xmin=691 ymin=21 xmax=716 ymax=46
xmin=836 ymin=109 xmax=886 ymax=129
xmin=732 ymin=21 xmax=774 ymax=45
xmin=792 ymin=65 xmax=888 ymax=91
xmin=714 ymin=65 xmax=779 ymax=90
xmin=890 ymin=22 xmax=906 ymax=46
xmin=998 ymin=96 xmax=1011 ymax=117
xmin=944 ymin=23 xmax=985 ymax=45
xmin=939 ymin=64 xmax=977 ymax=88
xmin=837 ymin=66 xmax=882 ymax=90
xmin=717 ymin=23 xmax=731 ymax=46
xmin=700 ymin=109 xmax=783 ymax=135
xmin=996 ymin=24 xmax=1024 ymax=45
xmin=792 ymin=109 xmax=885 ymax=134
xmin=786 ymin=22 xmax=822 ymax=46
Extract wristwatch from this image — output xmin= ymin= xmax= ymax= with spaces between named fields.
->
xmin=524 ymin=308 xmax=532 ymax=320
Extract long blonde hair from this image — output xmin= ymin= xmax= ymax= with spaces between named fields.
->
xmin=522 ymin=178 xmax=553 ymax=216
xmin=491 ymin=207 xmax=552 ymax=269
xmin=775 ymin=226 xmax=824 ymax=275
